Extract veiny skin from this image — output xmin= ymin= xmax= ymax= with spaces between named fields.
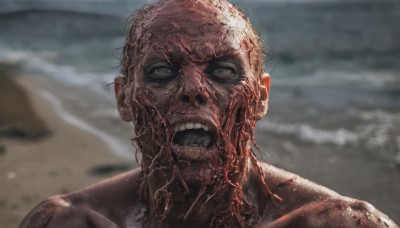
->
xmin=20 ymin=0 xmax=399 ymax=227
xmin=19 ymin=166 xmax=397 ymax=227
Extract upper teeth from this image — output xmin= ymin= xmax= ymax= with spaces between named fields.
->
xmin=174 ymin=122 xmax=209 ymax=132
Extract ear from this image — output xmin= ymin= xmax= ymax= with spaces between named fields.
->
xmin=255 ymin=73 xmax=270 ymax=121
xmin=114 ymin=76 xmax=132 ymax=122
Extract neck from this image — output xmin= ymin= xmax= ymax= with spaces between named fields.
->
xmin=141 ymin=157 xmax=267 ymax=227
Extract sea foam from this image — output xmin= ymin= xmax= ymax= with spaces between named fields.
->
xmin=257 ymin=120 xmax=359 ymax=146
xmin=40 ymin=90 xmax=132 ymax=159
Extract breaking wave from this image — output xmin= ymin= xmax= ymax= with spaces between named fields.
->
xmin=257 ymin=120 xmax=359 ymax=146
xmin=0 ymin=45 xmax=116 ymax=98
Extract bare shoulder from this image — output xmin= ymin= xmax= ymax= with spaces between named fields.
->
xmin=19 ymin=195 xmax=122 ymax=228
xmin=19 ymin=168 xmax=144 ymax=228
xmin=259 ymin=163 xmax=398 ymax=227
xmin=263 ymin=197 xmax=398 ymax=228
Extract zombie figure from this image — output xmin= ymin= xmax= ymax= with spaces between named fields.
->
xmin=20 ymin=0 xmax=398 ymax=227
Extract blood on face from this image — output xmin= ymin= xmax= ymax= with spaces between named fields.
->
xmin=120 ymin=0 xmax=269 ymax=226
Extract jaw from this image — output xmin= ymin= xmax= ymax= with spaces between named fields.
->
xmin=169 ymin=119 xmax=226 ymax=186
xmin=139 ymin=117 xmax=254 ymax=225
xmin=172 ymin=145 xmax=219 ymax=162
xmin=135 ymin=96 xmax=254 ymax=219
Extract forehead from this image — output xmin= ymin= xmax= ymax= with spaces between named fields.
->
xmin=135 ymin=0 xmax=251 ymax=63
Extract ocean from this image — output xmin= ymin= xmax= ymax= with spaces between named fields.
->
xmin=0 ymin=0 xmax=399 ymax=223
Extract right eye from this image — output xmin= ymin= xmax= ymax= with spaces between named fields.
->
xmin=145 ymin=63 xmax=177 ymax=81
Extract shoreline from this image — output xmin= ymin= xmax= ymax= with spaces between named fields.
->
xmin=38 ymin=89 xmax=132 ymax=159
xmin=0 ymin=66 xmax=129 ymax=227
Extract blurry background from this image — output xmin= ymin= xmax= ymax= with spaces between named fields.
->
xmin=0 ymin=0 xmax=399 ymax=225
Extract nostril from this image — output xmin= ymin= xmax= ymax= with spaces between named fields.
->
xmin=181 ymin=95 xmax=190 ymax=103
xmin=195 ymin=94 xmax=204 ymax=105
xmin=179 ymin=93 xmax=206 ymax=105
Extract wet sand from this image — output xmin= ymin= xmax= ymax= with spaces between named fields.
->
xmin=0 ymin=66 xmax=127 ymax=227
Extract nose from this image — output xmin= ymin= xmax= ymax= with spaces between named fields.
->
xmin=177 ymin=81 xmax=209 ymax=106
xmin=180 ymin=91 xmax=205 ymax=105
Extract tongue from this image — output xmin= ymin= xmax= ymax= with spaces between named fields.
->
xmin=174 ymin=129 xmax=212 ymax=147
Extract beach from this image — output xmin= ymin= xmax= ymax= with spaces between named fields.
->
xmin=0 ymin=66 xmax=130 ymax=227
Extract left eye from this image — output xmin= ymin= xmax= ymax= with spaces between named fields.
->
xmin=207 ymin=62 xmax=240 ymax=83
xmin=210 ymin=67 xmax=235 ymax=80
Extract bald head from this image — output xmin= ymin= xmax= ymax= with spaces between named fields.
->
xmin=121 ymin=0 xmax=264 ymax=80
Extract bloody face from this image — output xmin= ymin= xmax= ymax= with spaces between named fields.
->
xmin=123 ymin=0 xmax=264 ymax=221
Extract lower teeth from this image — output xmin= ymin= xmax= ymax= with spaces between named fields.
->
xmin=173 ymin=129 xmax=213 ymax=147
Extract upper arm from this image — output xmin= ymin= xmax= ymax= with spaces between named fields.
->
xmin=263 ymin=198 xmax=398 ymax=228
xmin=258 ymin=163 xmax=398 ymax=227
xmin=19 ymin=196 xmax=120 ymax=228
xmin=19 ymin=196 xmax=66 ymax=228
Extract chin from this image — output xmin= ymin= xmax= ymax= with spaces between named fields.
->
xmin=175 ymin=160 xmax=221 ymax=187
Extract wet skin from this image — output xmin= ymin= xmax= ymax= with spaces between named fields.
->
xmin=19 ymin=166 xmax=397 ymax=228
xmin=20 ymin=0 xmax=398 ymax=227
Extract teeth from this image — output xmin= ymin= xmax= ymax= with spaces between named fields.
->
xmin=186 ymin=122 xmax=194 ymax=129
xmin=174 ymin=122 xmax=210 ymax=132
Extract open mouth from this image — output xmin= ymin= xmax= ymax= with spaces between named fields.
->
xmin=171 ymin=122 xmax=217 ymax=161
xmin=173 ymin=123 xmax=214 ymax=148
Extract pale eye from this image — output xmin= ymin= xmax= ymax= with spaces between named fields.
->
xmin=207 ymin=61 xmax=240 ymax=83
xmin=152 ymin=67 xmax=174 ymax=78
xmin=210 ymin=67 xmax=235 ymax=81
xmin=145 ymin=63 xmax=177 ymax=81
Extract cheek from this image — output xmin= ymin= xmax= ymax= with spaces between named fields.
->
xmin=223 ymin=81 xmax=260 ymax=126
xmin=207 ymin=83 xmax=232 ymax=112
xmin=135 ymin=84 xmax=176 ymax=114
xmin=214 ymin=85 xmax=246 ymax=117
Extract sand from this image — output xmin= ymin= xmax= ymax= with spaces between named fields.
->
xmin=0 ymin=66 xmax=127 ymax=227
